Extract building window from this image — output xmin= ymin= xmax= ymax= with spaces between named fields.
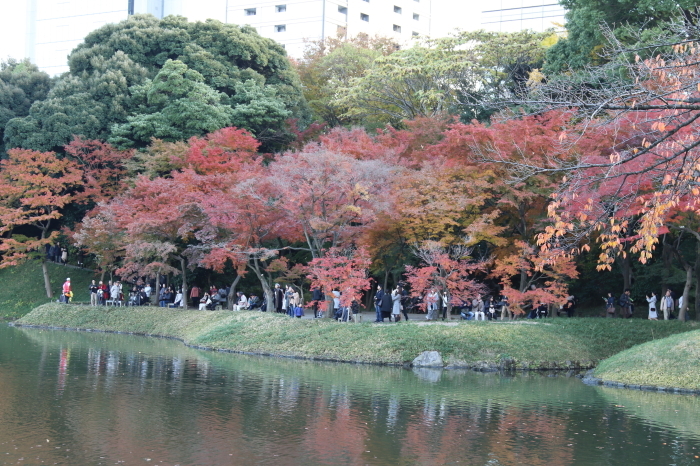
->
xmin=413 ymin=13 xmax=419 ymax=20
xmin=394 ymin=6 xmax=402 ymax=13
xmin=275 ymin=5 xmax=286 ymax=12
xmin=412 ymin=31 xmax=419 ymax=37
xmin=275 ymin=24 xmax=286 ymax=32
xmin=338 ymin=6 xmax=347 ymax=14
xmin=393 ymin=24 xmax=401 ymax=32
xmin=363 ymin=0 xmax=369 ymax=2
xmin=245 ymin=8 xmax=256 ymax=16
xmin=128 ymin=0 xmax=135 ymax=15
xmin=360 ymin=13 xmax=369 ymax=21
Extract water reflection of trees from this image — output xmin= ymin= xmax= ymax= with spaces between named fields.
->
xmin=5 ymin=327 xmax=700 ymax=465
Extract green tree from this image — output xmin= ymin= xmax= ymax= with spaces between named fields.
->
xmin=229 ymin=80 xmax=291 ymax=151
xmin=4 ymin=52 xmax=150 ymax=152
xmin=295 ymin=34 xmax=398 ymax=126
xmin=0 ymin=59 xmax=53 ymax=154
xmin=109 ymin=59 xmax=233 ymax=148
xmin=4 ymin=14 xmax=308 ymax=152
xmin=544 ymin=0 xmax=699 ymax=73
xmin=334 ymin=30 xmax=552 ymax=125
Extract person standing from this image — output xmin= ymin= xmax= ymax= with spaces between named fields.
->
xmin=89 ymin=280 xmax=98 ymax=306
xmin=441 ymin=291 xmax=449 ymax=321
xmin=110 ymin=281 xmax=120 ymax=305
xmin=274 ymin=284 xmax=284 ymax=313
xmin=603 ymin=292 xmax=616 ymax=317
xmin=189 ymin=285 xmax=200 ymax=308
xmin=500 ymin=294 xmax=511 ymax=320
xmin=379 ymin=290 xmax=393 ymax=322
xmin=312 ymin=286 xmax=323 ymax=318
xmin=619 ymin=290 xmax=632 ymax=318
xmin=425 ymin=289 xmax=439 ymax=321
xmin=97 ymin=280 xmax=108 ymax=305
xmin=400 ymin=286 xmax=410 ymax=321
xmin=61 ymin=247 xmax=68 ymax=265
xmin=373 ymin=285 xmax=385 ymax=322
xmin=62 ymin=278 xmax=71 ymax=303
xmin=646 ymin=292 xmax=658 ymax=320
xmin=660 ymin=290 xmax=674 ymax=320
xmin=332 ymin=289 xmax=341 ymax=319
xmin=391 ymin=287 xmax=402 ymax=322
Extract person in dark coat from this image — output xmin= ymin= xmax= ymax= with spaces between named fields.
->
xmin=379 ymin=292 xmax=393 ymax=322
xmin=373 ymin=285 xmax=385 ymax=322
xmin=274 ymin=284 xmax=284 ymax=313
xmin=311 ymin=287 xmax=323 ymax=318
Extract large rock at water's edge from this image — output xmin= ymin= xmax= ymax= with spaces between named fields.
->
xmin=412 ymin=351 xmax=443 ymax=368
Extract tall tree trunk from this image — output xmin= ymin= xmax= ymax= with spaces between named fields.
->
xmin=694 ymin=240 xmax=700 ymax=321
xmin=695 ymin=260 xmax=700 ymax=321
xmin=40 ymin=229 xmax=53 ymax=298
xmin=177 ymin=255 xmax=187 ymax=309
xmin=42 ymin=261 xmax=53 ymax=298
xmin=155 ymin=268 xmax=162 ymax=306
xmin=227 ymin=274 xmax=243 ymax=310
xmin=616 ymin=254 xmax=633 ymax=292
xmin=248 ymin=257 xmax=274 ymax=313
xmin=679 ymin=264 xmax=692 ymax=322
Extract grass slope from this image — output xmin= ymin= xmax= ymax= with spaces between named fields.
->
xmin=0 ymin=261 xmax=97 ymax=319
xmin=594 ymin=329 xmax=700 ymax=390
xmin=16 ymin=304 xmax=700 ymax=367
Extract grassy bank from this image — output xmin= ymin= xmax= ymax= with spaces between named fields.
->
xmin=594 ymin=330 xmax=700 ymax=390
xmin=15 ymin=303 xmax=700 ymax=368
xmin=0 ymin=261 xmax=96 ymax=319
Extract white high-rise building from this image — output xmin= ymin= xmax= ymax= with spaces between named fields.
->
xmin=480 ymin=0 xmax=566 ymax=33
xmin=230 ymin=0 xmax=433 ymax=58
xmin=2 ymin=1 xmax=555 ymax=75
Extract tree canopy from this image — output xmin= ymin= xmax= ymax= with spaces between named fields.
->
xmin=3 ymin=14 xmax=308 ymax=153
xmin=0 ymin=59 xmax=53 ymax=155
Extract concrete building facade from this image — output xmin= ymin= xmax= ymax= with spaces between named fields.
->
xmin=20 ymin=0 xmax=434 ymax=74
xmin=481 ymin=0 xmax=566 ymax=33
xmin=8 ymin=1 xmax=562 ymax=75
xmin=228 ymin=0 xmax=433 ymax=57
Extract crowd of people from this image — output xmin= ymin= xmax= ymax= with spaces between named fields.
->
xmin=606 ymin=289 xmax=685 ymax=320
xmin=58 ymin=275 xmax=689 ymax=322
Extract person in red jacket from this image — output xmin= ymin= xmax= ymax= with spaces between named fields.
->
xmin=189 ymin=285 xmax=201 ymax=309
xmin=62 ymin=278 xmax=71 ymax=303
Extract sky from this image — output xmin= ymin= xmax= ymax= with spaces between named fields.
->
xmin=0 ymin=1 xmax=480 ymax=65
xmin=0 ymin=1 xmax=29 ymax=62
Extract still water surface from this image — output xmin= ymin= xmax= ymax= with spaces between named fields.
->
xmin=1 ymin=324 xmax=700 ymax=465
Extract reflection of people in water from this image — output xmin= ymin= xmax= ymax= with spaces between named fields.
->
xmin=57 ymin=348 xmax=70 ymax=393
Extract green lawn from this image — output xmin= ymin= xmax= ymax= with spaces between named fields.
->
xmin=0 ymin=261 xmax=98 ymax=319
xmin=594 ymin=329 xmax=700 ymax=390
xmin=15 ymin=303 xmax=700 ymax=368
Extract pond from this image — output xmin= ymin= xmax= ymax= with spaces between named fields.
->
xmin=1 ymin=324 xmax=699 ymax=465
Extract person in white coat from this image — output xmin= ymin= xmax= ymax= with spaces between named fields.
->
xmin=391 ymin=288 xmax=402 ymax=322
xmin=645 ymin=292 xmax=658 ymax=320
